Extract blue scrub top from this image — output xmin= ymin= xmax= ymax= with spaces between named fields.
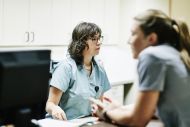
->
xmin=50 ymin=56 xmax=111 ymax=120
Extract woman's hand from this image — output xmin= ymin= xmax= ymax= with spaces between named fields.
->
xmin=51 ymin=105 xmax=67 ymax=120
xmin=102 ymin=97 xmax=121 ymax=110
xmin=90 ymin=97 xmax=121 ymax=120
xmin=91 ymin=103 xmax=106 ymax=120
xmin=46 ymin=87 xmax=66 ymax=120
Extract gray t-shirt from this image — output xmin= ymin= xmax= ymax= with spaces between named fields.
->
xmin=50 ymin=56 xmax=111 ymax=120
xmin=138 ymin=44 xmax=190 ymax=127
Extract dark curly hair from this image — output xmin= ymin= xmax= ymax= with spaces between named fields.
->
xmin=68 ymin=22 xmax=102 ymax=66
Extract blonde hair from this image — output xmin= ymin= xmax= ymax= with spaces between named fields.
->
xmin=177 ymin=20 xmax=190 ymax=69
xmin=134 ymin=9 xmax=190 ymax=69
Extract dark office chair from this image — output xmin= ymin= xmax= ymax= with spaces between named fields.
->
xmin=49 ymin=60 xmax=59 ymax=78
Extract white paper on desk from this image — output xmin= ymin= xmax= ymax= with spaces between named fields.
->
xmin=69 ymin=116 xmax=99 ymax=125
xmin=38 ymin=118 xmax=76 ymax=127
xmin=38 ymin=117 xmax=98 ymax=127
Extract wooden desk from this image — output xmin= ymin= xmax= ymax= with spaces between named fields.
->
xmin=38 ymin=117 xmax=164 ymax=127
xmin=84 ymin=120 xmax=164 ymax=127
xmin=83 ymin=121 xmax=118 ymax=127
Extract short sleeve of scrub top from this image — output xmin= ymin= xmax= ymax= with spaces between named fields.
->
xmin=50 ymin=61 xmax=72 ymax=92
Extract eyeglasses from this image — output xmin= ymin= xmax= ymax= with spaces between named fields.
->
xmin=89 ymin=36 xmax=104 ymax=43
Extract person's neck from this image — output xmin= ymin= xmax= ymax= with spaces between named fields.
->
xmin=83 ymin=56 xmax=92 ymax=67
xmin=83 ymin=56 xmax=93 ymax=75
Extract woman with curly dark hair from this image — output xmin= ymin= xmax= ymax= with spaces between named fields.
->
xmin=46 ymin=22 xmax=110 ymax=120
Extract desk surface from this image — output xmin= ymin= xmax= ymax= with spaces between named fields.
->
xmin=38 ymin=118 xmax=164 ymax=127
xmin=84 ymin=121 xmax=118 ymax=127
xmin=84 ymin=120 xmax=164 ymax=127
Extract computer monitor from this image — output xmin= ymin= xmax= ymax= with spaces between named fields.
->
xmin=0 ymin=50 xmax=51 ymax=127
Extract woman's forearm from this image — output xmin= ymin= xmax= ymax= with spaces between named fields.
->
xmin=106 ymin=106 xmax=133 ymax=125
xmin=106 ymin=106 xmax=147 ymax=127
xmin=46 ymin=101 xmax=57 ymax=115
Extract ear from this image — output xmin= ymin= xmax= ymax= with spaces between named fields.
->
xmin=147 ymin=33 xmax=157 ymax=45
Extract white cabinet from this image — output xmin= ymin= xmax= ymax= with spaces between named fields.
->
xmin=0 ymin=0 xmax=3 ymax=43
xmin=29 ymin=0 xmax=52 ymax=45
xmin=0 ymin=0 xmax=120 ymax=46
xmin=52 ymin=0 xmax=119 ymax=45
xmin=1 ymin=0 xmax=171 ymax=46
xmin=85 ymin=0 xmax=119 ymax=44
xmin=51 ymin=0 xmax=72 ymax=45
xmin=104 ymin=0 xmax=119 ymax=44
xmin=88 ymin=0 xmax=104 ymax=29
xmin=52 ymin=0 xmax=96 ymax=45
xmin=71 ymin=0 xmax=89 ymax=28
xmin=1 ymin=0 xmax=29 ymax=45
xmin=0 ymin=0 xmax=52 ymax=46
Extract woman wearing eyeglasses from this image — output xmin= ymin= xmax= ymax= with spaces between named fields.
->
xmin=45 ymin=22 xmax=110 ymax=120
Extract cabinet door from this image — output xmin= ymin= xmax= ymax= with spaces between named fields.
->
xmin=70 ymin=0 xmax=119 ymax=45
xmin=1 ymin=0 xmax=29 ymax=46
xmin=0 ymin=0 xmax=3 ymax=43
xmin=51 ymin=0 xmax=119 ymax=45
xmin=104 ymin=0 xmax=119 ymax=44
xmin=29 ymin=0 xmax=52 ymax=45
xmin=71 ymin=0 xmax=89 ymax=29
xmin=52 ymin=0 xmax=72 ymax=45
xmin=52 ymin=0 xmax=105 ymax=45
xmin=88 ymin=0 xmax=104 ymax=38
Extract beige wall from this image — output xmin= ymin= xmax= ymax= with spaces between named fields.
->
xmin=171 ymin=0 xmax=190 ymax=27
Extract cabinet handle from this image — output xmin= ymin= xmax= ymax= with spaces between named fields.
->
xmin=30 ymin=32 xmax=35 ymax=42
xmin=24 ymin=32 xmax=29 ymax=42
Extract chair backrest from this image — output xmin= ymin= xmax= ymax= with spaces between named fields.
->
xmin=49 ymin=60 xmax=59 ymax=78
